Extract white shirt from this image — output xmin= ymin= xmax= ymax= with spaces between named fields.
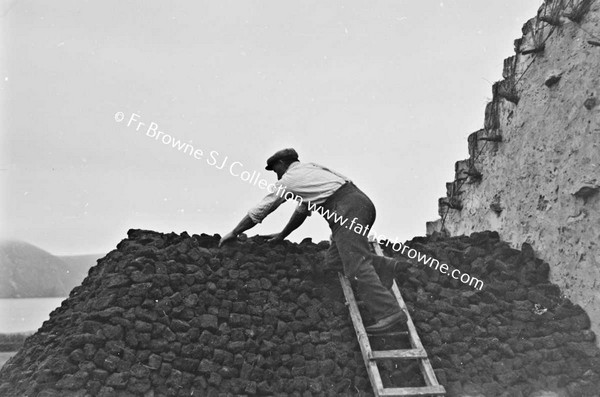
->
xmin=247 ymin=162 xmax=350 ymax=223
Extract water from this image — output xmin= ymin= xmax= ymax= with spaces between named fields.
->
xmin=0 ymin=298 xmax=67 ymax=334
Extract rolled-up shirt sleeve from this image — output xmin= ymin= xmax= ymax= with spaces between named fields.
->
xmin=247 ymin=192 xmax=286 ymax=223
xmin=248 ymin=166 xmax=329 ymax=223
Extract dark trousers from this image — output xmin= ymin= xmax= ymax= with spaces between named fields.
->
xmin=320 ymin=182 xmax=400 ymax=321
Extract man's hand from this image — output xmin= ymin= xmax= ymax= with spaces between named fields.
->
xmin=264 ymin=233 xmax=284 ymax=243
xmin=219 ymin=232 xmax=238 ymax=247
xmin=219 ymin=215 xmax=257 ymax=248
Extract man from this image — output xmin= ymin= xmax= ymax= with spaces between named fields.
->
xmin=219 ymin=148 xmax=406 ymax=333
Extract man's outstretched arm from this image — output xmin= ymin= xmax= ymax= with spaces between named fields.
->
xmin=268 ymin=210 xmax=308 ymax=242
xmin=219 ymin=215 xmax=257 ymax=247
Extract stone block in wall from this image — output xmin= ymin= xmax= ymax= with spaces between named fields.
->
xmin=514 ymin=38 xmax=523 ymax=54
xmin=503 ymin=56 xmax=518 ymax=80
xmin=426 ymin=220 xmax=443 ymax=235
xmin=467 ymin=169 xmax=482 ymax=184
xmin=439 ymin=196 xmax=463 ymax=211
xmin=522 ymin=15 xmax=553 ymax=56
xmin=447 ymin=180 xmax=465 ymax=199
xmin=495 ymin=80 xmax=519 ymax=105
xmin=521 ymin=18 xmax=535 ymax=36
xmin=445 ymin=182 xmax=454 ymax=197
xmin=455 ymin=160 xmax=470 ymax=181
xmin=484 ymin=99 xmax=501 ymax=131
xmin=467 ymin=130 xmax=483 ymax=160
xmin=438 ymin=197 xmax=450 ymax=218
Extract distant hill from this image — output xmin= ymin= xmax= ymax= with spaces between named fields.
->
xmin=57 ymin=254 xmax=101 ymax=290
xmin=0 ymin=240 xmax=100 ymax=298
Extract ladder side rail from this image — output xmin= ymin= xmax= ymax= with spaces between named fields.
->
xmin=373 ymin=242 xmax=445 ymax=391
xmin=338 ymin=273 xmax=386 ymax=396
xmin=392 ymin=278 xmax=440 ymax=387
xmin=390 ymin=281 xmax=424 ymax=351
xmin=371 ymin=242 xmax=423 ymax=351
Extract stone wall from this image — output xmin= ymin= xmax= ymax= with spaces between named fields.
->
xmin=429 ymin=0 xmax=600 ymax=343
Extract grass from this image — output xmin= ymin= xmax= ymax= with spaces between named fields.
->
xmin=0 ymin=352 xmax=17 ymax=369
xmin=539 ymin=0 xmax=566 ymax=26
xmin=0 ymin=332 xmax=31 ymax=352
xmin=565 ymin=0 xmax=594 ymax=22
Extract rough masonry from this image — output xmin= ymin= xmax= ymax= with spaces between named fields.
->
xmin=429 ymin=0 xmax=600 ymax=343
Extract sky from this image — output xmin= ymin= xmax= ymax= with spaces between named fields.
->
xmin=0 ymin=0 xmax=542 ymax=255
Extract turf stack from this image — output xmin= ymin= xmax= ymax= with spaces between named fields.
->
xmin=0 ymin=229 xmax=598 ymax=397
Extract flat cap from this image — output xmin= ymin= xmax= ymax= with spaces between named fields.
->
xmin=265 ymin=148 xmax=299 ymax=170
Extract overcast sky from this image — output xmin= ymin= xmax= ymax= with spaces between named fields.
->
xmin=0 ymin=0 xmax=542 ymax=255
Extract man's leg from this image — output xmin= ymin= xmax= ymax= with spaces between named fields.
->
xmin=332 ymin=225 xmax=400 ymax=322
xmin=322 ymin=183 xmax=405 ymax=329
xmin=371 ymin=255 xmax=401 ymax=290
xmin=325 ymin=237 xmax=343 ymax=269
xmin=312 ymin=237 xmax=342 ymax=279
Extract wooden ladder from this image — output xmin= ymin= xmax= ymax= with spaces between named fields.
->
xmin=338 ymin=241 xmax=446 ymax=396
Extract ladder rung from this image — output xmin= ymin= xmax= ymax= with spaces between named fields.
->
xmin=367 ymin=330 xmax=409 ymax=337
xmin=370 ymin=348 xmax=427 ymax=360
xmin=379 ymin=385 xmax=446 ymax=396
